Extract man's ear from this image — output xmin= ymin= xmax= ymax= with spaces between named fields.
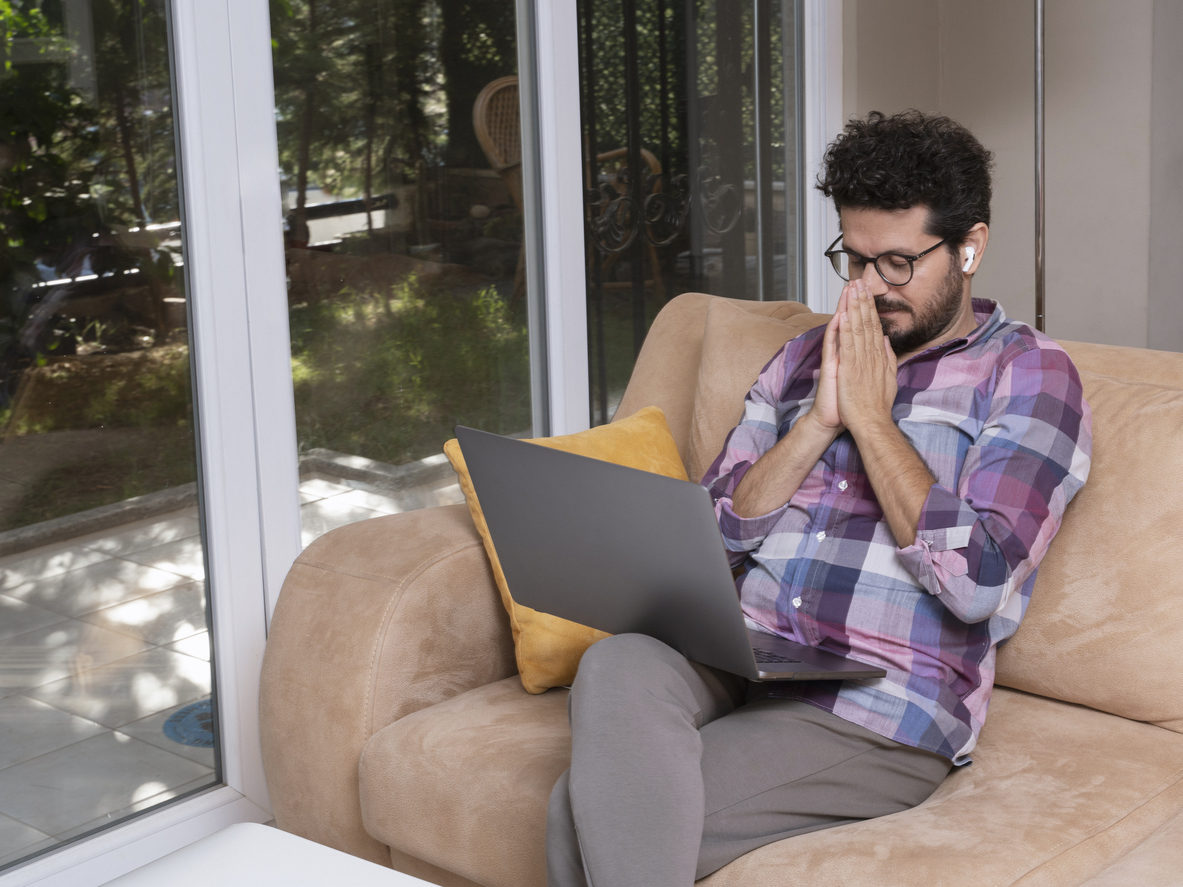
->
xmin=960 ymin=223 xmax=989 ymax=274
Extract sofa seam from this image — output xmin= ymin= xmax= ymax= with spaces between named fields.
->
xmin=360 ymin=537 xmax=488 ymax=738
xmin=294 ymin=536 xmax=484 ymax=586
xmin=1010 ymin=765 xmax=1183 ymax=884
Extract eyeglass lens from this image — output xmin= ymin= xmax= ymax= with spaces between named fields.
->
xmin=829 ymin=251 xmax=913 ymax=286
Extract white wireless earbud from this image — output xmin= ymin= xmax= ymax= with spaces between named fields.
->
xmin=962 ymin=247 xmax=976 ymax=272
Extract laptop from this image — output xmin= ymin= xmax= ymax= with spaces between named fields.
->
xmin=454 ymin=425 xmax=886 ymax=683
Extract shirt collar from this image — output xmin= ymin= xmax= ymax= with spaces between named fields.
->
xmin=903 ymin=298 xmax=1006 ymax=363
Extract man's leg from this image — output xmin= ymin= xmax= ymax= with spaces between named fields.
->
xmin=546 ymin=635 xmax=952 ymax=885
xmin=546 ymin=633 xmax=747 ymax=887
xmin=694 ymin=697 xmax=952 ymax=878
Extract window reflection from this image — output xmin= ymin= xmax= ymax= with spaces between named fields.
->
xmin=0 ymin=0 xmax=215 ymax=870
xmin=269 ymin=1 xmax=531 ymax=544
xmin=578 ymin=0 xmax=802 ymax=425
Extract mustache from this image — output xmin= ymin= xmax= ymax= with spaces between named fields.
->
xmin=873 ymin=297 xmax=912 ymax=314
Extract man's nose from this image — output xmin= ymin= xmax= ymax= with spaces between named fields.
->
xmin=860 ymin=261 xmax=890 ymax=295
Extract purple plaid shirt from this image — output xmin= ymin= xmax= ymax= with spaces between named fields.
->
xmin=703 ymin=299 xmax=1091 ymax=762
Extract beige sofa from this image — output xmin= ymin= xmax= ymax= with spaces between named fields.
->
xmin=259 ymin=293 xmax=1183 ymax=886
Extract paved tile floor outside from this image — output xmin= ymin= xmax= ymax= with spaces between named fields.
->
xmin=0 ymin=469 xmax=464 ymax=871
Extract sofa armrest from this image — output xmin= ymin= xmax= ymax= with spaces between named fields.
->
xmin=259 ymin=503 xmax=516 ymax=864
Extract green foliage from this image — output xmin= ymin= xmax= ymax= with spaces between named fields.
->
xmin=270 ymin=0 xmax=517 ymax=212
xmin=1 ymin=0 xmax=181 ymax=398
xmin=3 ymin=344 xmax=193 ymax=436
xmin=289 ymin=275 xmax=530 ymax=464
xmin=577 ymin=0 xmax=792 ymax=182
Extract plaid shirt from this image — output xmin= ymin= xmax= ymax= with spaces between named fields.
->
xmin=703 ymin=299 xmax=1091 ymax=762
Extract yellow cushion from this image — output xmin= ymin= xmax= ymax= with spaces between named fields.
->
xmin=443 ymin=406 xmax=689 ymax=693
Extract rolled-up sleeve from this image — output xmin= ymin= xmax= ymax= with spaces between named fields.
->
xmin=701 ymin=334 xmax=818 ymax=564
xmin=897 ymin=344 xmax=1092 ymax=624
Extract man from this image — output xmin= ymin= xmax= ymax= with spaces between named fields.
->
xmin=546 ymin=110 xmax=1092 ymax=886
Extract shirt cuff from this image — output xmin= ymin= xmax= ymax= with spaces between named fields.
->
xmin=715 ymin=496 xmax=789 ymax=553
xmin=897 ymin=485 xmax=976 ymax=593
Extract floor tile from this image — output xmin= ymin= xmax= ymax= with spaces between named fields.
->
xmin=77 ymin=512 xmax=201 ymax=558
xmin=26 ymin=647 xmax=212 ymax=729
xmin=3 ymin=557 xmax=194 ymax=619
xmin=0 ymin=620 xmax=151 ymax=694
xmin=0 ymin=695 xmax=106 ymax=769
xmin=299 ymin=498 xmax=388 ymax=546
xmin=166 ymin=631 xmax=210 ymax=662
xmin=0 ymin=594 xmax=63 ymax=641
xmin=389 ymin=482 xmax=465 ymax=513
xmin=78 ymin=582 xmax=207 ymax=647
xmin=120 ymin=537 xmax=206 ymax=582
xmin=298 ymin=477 xmax=353 ymax=502
xmin=334 ymin=487 xmax=407 ymax=515
xmin=118 ymin=700 xmax=217 ymax=768
xmin=0 ymin=813 xmax=56 ymax=870
xmin=0 ymin=545 xmax=110 ymax=593
xmin=0 ymin=731 xmax=212 ymax=836
xmin=54 ymin=773 xmax=217 ymax=844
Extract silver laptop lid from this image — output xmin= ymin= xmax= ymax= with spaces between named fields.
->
xmin=455 ymin=425 xmax=887 ymax=684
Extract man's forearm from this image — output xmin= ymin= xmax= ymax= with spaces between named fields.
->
xmin=847 ymin=416 xmax=934 ymax=547
xmin=730 ymin=412 xmax=840 ymax=518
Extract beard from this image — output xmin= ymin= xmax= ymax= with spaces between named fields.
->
xmin=874 ymin=253 xmax=965 ymax=356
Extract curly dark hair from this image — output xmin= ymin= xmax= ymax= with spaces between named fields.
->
xmin=816 ymin=110 xmax=993 ymax=245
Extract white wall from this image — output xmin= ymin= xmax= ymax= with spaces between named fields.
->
xmin=840 ymin=0 xmax=1182 ymax=352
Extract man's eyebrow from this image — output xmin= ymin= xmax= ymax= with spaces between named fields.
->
xmin=838 ymin=240 xmax=873 ymax=259
xmin=841 ymin=240 xmax=920 ymax=257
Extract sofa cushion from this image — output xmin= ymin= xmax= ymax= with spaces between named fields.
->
xmin=443 ymin=406 xmax=688 ymax=693
xmin=685 ymin=298 xmax=828 ymax=481
xmin=1078 ymin=807 xmax=1183 ymax=886
xmin=700 ymin=689 xmax=1183 ymax=886
xmin=360 ymin=683 xmax=1183 ymax=887
xmin=359 ymin=677 xmax=571 ymax=887
xmin=996 ymin=367 xmax=1183 ymax=732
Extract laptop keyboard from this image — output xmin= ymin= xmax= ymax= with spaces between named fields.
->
xmin=752 ymin=648 xmax=801 ymax=664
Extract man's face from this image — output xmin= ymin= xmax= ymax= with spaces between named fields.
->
xmin=838 ymin=206 xmax=972 ymax=357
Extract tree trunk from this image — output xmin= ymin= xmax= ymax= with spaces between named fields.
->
xmin=293 ymin=0 xmax=319 ymax=244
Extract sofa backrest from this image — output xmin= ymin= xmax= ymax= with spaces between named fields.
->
xmin=997 ymin=339 xmax=1183 ymax=733
xmin=616 ymin=293 xmax=1183 ymax=732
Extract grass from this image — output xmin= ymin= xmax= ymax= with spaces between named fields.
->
xmin=0 ymin=272 xmax=532 ymax=532
xmin=288 ymin=273 xmax=531 ymax=463
xmin=0 ymin=255 xmax=680 ymax=534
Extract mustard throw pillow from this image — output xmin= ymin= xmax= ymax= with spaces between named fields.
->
xmin=443 ymin=406 xmax=689 ymax=693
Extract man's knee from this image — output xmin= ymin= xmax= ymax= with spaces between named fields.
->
xmin=574 ymin=633 xmax=672 ymax=687
xmin=572 ymin=634 xmax=744 ymax=730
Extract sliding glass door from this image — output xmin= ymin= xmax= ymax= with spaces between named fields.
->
xmin=578 ymin=0 xmax=804 ymax=425
xmin=0 ymin=0 xmax=218 ymax=871
xmin=269 ymin=1 xmax=536 ymax=543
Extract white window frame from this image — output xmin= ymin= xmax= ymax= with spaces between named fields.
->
xmin=803 ymin=0 xmax=845 ymax=312
xmin=522 ymin=0 xmax=591 ymax=435
xmin=1 ymin=2 xmax=290 ymax=883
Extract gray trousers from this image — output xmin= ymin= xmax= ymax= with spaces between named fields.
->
xmin=546 ymin=633 xmax=952 ymax=886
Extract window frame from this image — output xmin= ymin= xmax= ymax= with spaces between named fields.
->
xmin=2 ymin=1 xmax=283 ymax=881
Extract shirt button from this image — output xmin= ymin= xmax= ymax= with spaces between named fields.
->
xmin=815 ymin=530 xmax=827 ymax=542
xmin=837 ymin=479 xmax=849 ymax=491
xmin=792 ymin=597 xmax=803 ymax=608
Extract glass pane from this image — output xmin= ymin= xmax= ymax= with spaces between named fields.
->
xmin=269 ymin=0 xmax=531 ymax=545
xmin=0 ymin=0 xmax=217 ymax=870
xmin=579 ymin=0 xmax=802 ymax=425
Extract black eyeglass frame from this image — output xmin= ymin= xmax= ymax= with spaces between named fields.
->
xmin=824 ymin=233 xmax=950 ymax=286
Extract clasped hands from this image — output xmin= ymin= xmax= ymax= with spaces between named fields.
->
xmin=808 ymin=279 xmax=899 ymax=439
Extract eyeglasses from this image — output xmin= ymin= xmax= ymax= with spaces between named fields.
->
xmin=824 ymin=234 xmax=949 ymax=287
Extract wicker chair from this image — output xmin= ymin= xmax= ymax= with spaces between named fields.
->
xmin=473 ymin=76 xmax=527 ymax=301
xmin=473 ymin=75 xmax=664 ymax=303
